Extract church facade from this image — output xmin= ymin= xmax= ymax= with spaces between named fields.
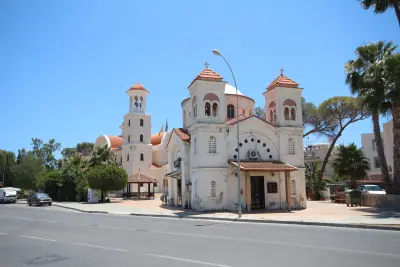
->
xmin=166 ymin=67 xmax=306 ymax=211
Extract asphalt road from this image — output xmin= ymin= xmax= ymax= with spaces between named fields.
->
xmin=0 ymin=204 xmax=399 ymax=267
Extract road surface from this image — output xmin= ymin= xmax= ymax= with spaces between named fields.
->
xmin=0 ymin=204 xmax=399 ymax=267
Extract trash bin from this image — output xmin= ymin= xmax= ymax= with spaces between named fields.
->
xmin=346 ymin=189 xmax=361 ymax=207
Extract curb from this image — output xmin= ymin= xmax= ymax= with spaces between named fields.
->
xmin=128 ymin=213 xmax=400 ymax=231
xmin=51 ymin=204 xmax=400 ymax=231
xmin=52 ymin=204 xmax=108 ymax=214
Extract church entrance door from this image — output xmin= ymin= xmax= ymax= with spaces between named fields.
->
xmin=250 ymin=176 xmax=265 ymax=210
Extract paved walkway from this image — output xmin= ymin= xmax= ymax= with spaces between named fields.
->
xmin=50 ymin=195 xmax=400 ymax=227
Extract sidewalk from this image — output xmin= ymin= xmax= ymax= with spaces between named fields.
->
xmin=51 ymin=197 xmax=400 ymax=231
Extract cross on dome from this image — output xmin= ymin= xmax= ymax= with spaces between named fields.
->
xmin=204 ymin=61 xmax=210 ymax=68
xmin=280 ymin=68 xmax=284 ymax=75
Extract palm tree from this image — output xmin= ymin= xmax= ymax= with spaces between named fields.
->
xmin=345 ymin=41 xmax=397 ymax=185
xmin=382 ymin=53 xmax=400 ymax=184
xmin=333 ymin=143 xmax=371 ymax=189
xmin=89 ymin=145 xmax=116 ymax=167
xmin=360 ymin=0 xmax=400 ymax=27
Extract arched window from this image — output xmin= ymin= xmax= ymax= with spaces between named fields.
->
xmin=126 ymin=154 xmax=129 ymax=162
xmin=291 ymin=107 xmax=296 ymax=121
xmin=291 ymin=180 xmax=296 ymax=196
xmin=192 ymin=96 xmax=197 ymax=118
xmin=284 ymin=107 xmax=290 ymax=120
xmin=140 ymin=119 xmax=144 ymax=126
xmin=205 ymin=102 xmax=211 ymax=116
xmin=211 ymin=180 xmax=216 ymax=197
xmin=140 ymin=153 xmax=144 ymax=161
xmin=270 ymin=110 xmax=273 ymax=122
xmin=288 ymin=138 xmax=295 ymax=155
xmin=212 ymin=103 xmax=218 ymax=117
xmin=209 ymin=136 xmax=216 ymax=153
xmin=273 ymin=109 xmax=277 ymax=122
xmin=140 ymin=134 xmax=143 ymax=142
xmin=128 ymin=135 xmax=130 ymax=142
xmin=128 ymin=119 xmax=130 ymax=126
xmin=227 ymin=104 xmax=235 ymax=119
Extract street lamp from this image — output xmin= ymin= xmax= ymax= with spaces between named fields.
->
xmin=212 ymin=49 xmax=241 ymax=217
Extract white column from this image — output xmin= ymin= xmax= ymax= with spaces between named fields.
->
xmin=181 ymin=159 xmax=186 ymax=208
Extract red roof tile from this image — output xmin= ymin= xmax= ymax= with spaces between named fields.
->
xmin=267 ymin=74 xmax=299 ymax=91
xmin=188 ymin=68 xmax=223 ymax=87
xmin=128 ymin=172 xmax=157 ymax=183
xmin=127 ymin=83 xmax=149 ymax=93
xmin=226 ymin=114 xmax=248 ymax=125
xmin=107 ymin=136 xmax=124 ymax=149
xmin=174 ymin=128 xmax=190 ymax=142
xmin=229 ymin=160 xmax=298 ymax=172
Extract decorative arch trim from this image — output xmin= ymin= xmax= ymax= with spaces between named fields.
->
xmin=283 ymin=99 xmax=297 ymax=107
xmin=204 ymin=93 xmax=219 ymax=102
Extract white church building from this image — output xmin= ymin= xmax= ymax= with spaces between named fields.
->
xmin=93 ymin=66 xmax=306 ymax=211
xmin=166 ymin=67 xmax=306 ymax=211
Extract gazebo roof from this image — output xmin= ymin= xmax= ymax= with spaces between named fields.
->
xmin=128 ymin=172 xmax=157 ymax=183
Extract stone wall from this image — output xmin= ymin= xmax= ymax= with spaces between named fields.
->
xmin=361 ymin=193 xmax=400 ymax=211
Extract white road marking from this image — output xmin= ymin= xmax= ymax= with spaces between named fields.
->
xmin=72 ymin=242 xmax=128 ymax=252
xmin=0 ymin=232 xmax=8 ymax=235
xmin=20 ymin=235 xmax=56 ymax=242
xmin=147 ymin=254 xmax=232 ymax=267
xmin=3 ymin=214 xmax=400 ymax=258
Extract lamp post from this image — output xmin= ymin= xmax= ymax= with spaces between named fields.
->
xmin=212 ymin=49 xmax=241 ymax=217
xmin=1 ymin=150 xmax=6 ymax=188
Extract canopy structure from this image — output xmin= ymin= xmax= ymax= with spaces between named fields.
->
xmin=126 ymin=172 xmax=157 ymax=199
xmin=228 ymin=160 xmax=298 ymax=172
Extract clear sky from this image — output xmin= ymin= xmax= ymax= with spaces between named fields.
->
xmin=0 ymin=0 xmax=399 ymax=156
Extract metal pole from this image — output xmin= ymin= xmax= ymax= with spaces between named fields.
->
xmin=1 ymin=151 xmax=5 ymax=188
xmin=217 ymin=53 xmax=242 ymax=217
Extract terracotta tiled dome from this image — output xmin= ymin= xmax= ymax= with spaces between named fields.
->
xmin=128 ymin=83 xmax=148 ymax=92
xmin=107 ymin=136 xmax=124 ymax=149
xmin=151 ymin=132 xmax=165 ymax=146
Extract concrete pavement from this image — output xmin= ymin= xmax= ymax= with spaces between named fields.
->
xmin=47 ymin=198 xmax=400 ymax=230
xmin=1 ymin=204 xmax=400 ymax=267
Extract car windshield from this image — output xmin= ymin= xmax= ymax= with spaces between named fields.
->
xmin=365 ymin=185 xmax=381 ymax=191
xmin=36 ymin=193 xmax=50 ymax=198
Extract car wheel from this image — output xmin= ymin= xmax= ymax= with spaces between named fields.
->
xmin=28 ymin=202 xmax=32 ymax=206
xmin=48 ymin=203 xmax=52 ymax=206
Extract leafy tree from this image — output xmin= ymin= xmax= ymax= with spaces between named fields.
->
xmin=63 ymin=155 xmax=88 ymax=201
xmin=305 ymin=163 xmax=326 ymax=200
xmin=89 ymin=145 xmax=116 ymax=167
xmin=302 ymin=97 xmax=337 ymax=138
xmin=86 ymin=164 xmax=128 ymax=202
xmin=317 ymin=96 xmax=370 ymax=182
xmin=76 ymin=142 xmax=94 ymax=156
xmin=61 ymin=147 xmax=78 ymax=159
xmin=382 ymin=53 xmax=400 ymax=184
xmin=360 ymin=0 xmax=400 ymax=27
xmin=16 ymin=148 xmax=28 ymax=164
xmin=10 ymin=155 xmax=44 ymax=190
xmin=0 ymin=150 xmax=16 ymax=187
xmin=254 ymin=106 xmax=266 ymax=120
xmin=333 ymin=143 xmax=371 ymax=189
xmin=36 ymin=170 xmax=65 ymax=200
xmin=31 ymin=138 xmax=61 ymax=170
xmin=345 ymin=41 xmax=397 ymax=185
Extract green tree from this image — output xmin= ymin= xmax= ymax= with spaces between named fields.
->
xmin=61 ymin=147 xmax=78 ymax=159
xmin=305 ymin=163 xmax=326 ymax=200
xmin=89 ymin=145 xmax=116 ymax=167
xmin=36 ymin=170 xmax=65 ymax=200
xmin=333 ymin=143 xmax=371 ymax=189
xmin=10 ymin=155 xmax=44 ymax=190
xmin=31 ymin=138 xmax=61 ymax=170
xmin=317 ymin=97 xmax=370 ymax=183
xmin=16 ymin=148 xmax=28 ymax=164
xmin=0 ymin=150 xmax=16 ymax=187
xmin=382 ymin=53 xmax=400 ymax=184
xmin=76 ymin=142 xmax=94 ymax=156
xmin=360 ymin=0 xmax=400 ymax=27
xmin=253 ymin=106 xmax=266 ymax=120
xmin=302 ymin=97 xmax=337 ymax=138
xmin=345 ymin=41 xmax=397 ymax=185
xmin=63 ymin=155 xmax=88 ymax=201
xmin=86 ymin=164 xmax=127 ymax=202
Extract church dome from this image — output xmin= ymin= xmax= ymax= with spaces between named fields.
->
xmin=151 ymin=132 xmax=165 ymax=146
xmin=224 ymin=84 xmax=244 ymax=96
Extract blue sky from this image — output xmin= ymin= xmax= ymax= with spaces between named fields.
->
xmin=0 ymin=0 xmax=399 ymax=156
